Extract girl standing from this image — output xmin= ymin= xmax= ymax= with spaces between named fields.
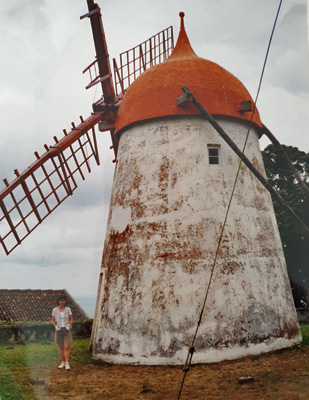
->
xmin=52 ymin=295 xmax=73 ymax=370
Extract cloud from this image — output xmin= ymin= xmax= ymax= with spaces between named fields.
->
xmin=0 ymin=0 xmax=308 ymax=296
xmin=0 ymin=185 xmax=110 ymax=294
xmin=259 ymin=85 xmax=309 ymax=149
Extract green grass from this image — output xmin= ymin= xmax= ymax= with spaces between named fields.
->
xmin=300 ymin=324 xmax=309 ymax=345
xmin=0 ymin=338 xmax=91 ymax=399
xmin=0 ymin=327 xmax=308 ymax=400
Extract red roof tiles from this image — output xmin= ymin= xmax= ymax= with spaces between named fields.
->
xmin=0 ymin=289 xmax=89 ymax=322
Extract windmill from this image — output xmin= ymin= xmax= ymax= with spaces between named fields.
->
xmin=0 ymin=1 xmax=306 ymax=365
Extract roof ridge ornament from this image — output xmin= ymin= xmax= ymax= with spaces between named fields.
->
xmin=179 ymin=11 xmax=185 ymax=30
xmin=167 ymin=12 xmax=198 ymax=61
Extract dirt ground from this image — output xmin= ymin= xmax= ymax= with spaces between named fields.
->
xmin=32 ymin=346 xmax=309 ymax=400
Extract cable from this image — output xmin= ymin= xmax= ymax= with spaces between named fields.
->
xmin=177 ymin=1 xmax=283 ymax=398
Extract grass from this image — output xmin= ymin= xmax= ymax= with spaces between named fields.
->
xmin=300 ymin=324 xmax=309 ymax=345
xmin=0 ymin=338 xmax=92 ymax=399
xmin=0 ymin=326 xmax=308 ymax=399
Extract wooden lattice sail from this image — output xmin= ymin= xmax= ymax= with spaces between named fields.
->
xmin=0 ymin=0 xmax=174 ymax=255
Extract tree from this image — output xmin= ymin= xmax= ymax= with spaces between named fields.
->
xmin=262 ymin=144 xmax=309 ymax=307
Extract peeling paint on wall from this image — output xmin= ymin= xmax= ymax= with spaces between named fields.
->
xmin=91 ymin=116 xmax=301 ymax=365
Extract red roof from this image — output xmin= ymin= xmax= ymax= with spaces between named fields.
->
xmin=0 ymin=289 xmax=89 ymax=322
xmin=115 ymin=12 xmax=262 ymax=134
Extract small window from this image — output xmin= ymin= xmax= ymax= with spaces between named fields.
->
xmin=208 ymin=145 xmax=220 ymax=165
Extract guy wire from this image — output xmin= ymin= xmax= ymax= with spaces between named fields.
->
xmin=177 ymin=1 xmax=283 ymax=398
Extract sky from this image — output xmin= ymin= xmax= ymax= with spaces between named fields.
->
xmin=0 ymin=0 xmax=308 ymax=297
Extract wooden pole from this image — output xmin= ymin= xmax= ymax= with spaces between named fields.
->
xmin=178 ymin=87 xmax=309 ymax=242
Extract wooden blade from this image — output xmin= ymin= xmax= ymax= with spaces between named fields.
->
xmin=0 ymin=113 xmax=104 ymax=255
xmin=81 ymin=1 xmax=115 ymax=103
xmin=113 ymin=26 xmax=174 ymax=97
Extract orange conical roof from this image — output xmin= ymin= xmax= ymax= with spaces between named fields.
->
xmin=115 ymin=13 xmax=262 ymax=134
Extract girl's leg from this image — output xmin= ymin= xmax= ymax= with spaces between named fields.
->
xmin=58 ymin=344 xmax=65 ymax=362
xmin=64 ymin=342 xmax=70 ymax=363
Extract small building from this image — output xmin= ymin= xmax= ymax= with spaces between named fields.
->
xmin=0 ymin=289 xmax=91 ymax=343
xmin=0 ymin=289 xmax=89 ymax=322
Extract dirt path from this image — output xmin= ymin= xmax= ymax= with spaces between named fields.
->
xmin=38 ymin=347 xmax=309 ymax=399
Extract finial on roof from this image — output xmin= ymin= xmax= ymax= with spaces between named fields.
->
xmin=179 ymin=12 xmax=185 ymax=30
xmin=167 ymin=11 xmax=198 ymax=61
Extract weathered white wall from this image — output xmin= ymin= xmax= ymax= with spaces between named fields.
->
xmin=91 ymin=116 xmax=301 ymax=365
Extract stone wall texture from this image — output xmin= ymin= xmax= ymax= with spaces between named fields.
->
xmin=0 ymin=320 xmax=92 ymax=343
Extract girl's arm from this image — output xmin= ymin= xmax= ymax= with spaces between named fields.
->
xmin=51 ymin=315 xmax=57 ymax=328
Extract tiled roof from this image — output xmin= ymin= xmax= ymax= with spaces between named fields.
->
xmin=0 ymin=289 xmax=90 ymax=322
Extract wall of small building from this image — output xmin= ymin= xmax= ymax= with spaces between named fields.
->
xmin=0 ymin=320 xmax=92 ymax=343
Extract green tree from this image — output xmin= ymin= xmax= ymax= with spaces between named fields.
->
xmin=262 ymin=144 xmax=309 ymax=307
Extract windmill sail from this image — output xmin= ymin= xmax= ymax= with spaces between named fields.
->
xmin=0 ymin=0 xmax=174 ymax=256
xmin=81 ymin=0 xmax=115 ymax=103
xmin=0 ymin=113 xmax=102 ymax=255
xmin=82 ymin=3 xmax=173 ymax=99
xmin=113 ymin=26 xmax=174 ymax=97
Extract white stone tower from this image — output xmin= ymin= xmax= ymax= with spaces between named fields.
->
xmin=91 ymin=14 xmax=301 ymax=364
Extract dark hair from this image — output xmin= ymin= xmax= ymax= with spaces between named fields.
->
xmin=56 ymin=295 xmax=67 ymax=306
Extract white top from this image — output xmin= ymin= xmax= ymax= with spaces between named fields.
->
xmin=59 ymin=311 xmax=65 ymax=327
xmin=52 ymin=307 xmax=72 ymax=328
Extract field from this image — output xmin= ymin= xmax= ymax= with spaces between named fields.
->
xmin=0 ymin=326 xmax=309 ymax=399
